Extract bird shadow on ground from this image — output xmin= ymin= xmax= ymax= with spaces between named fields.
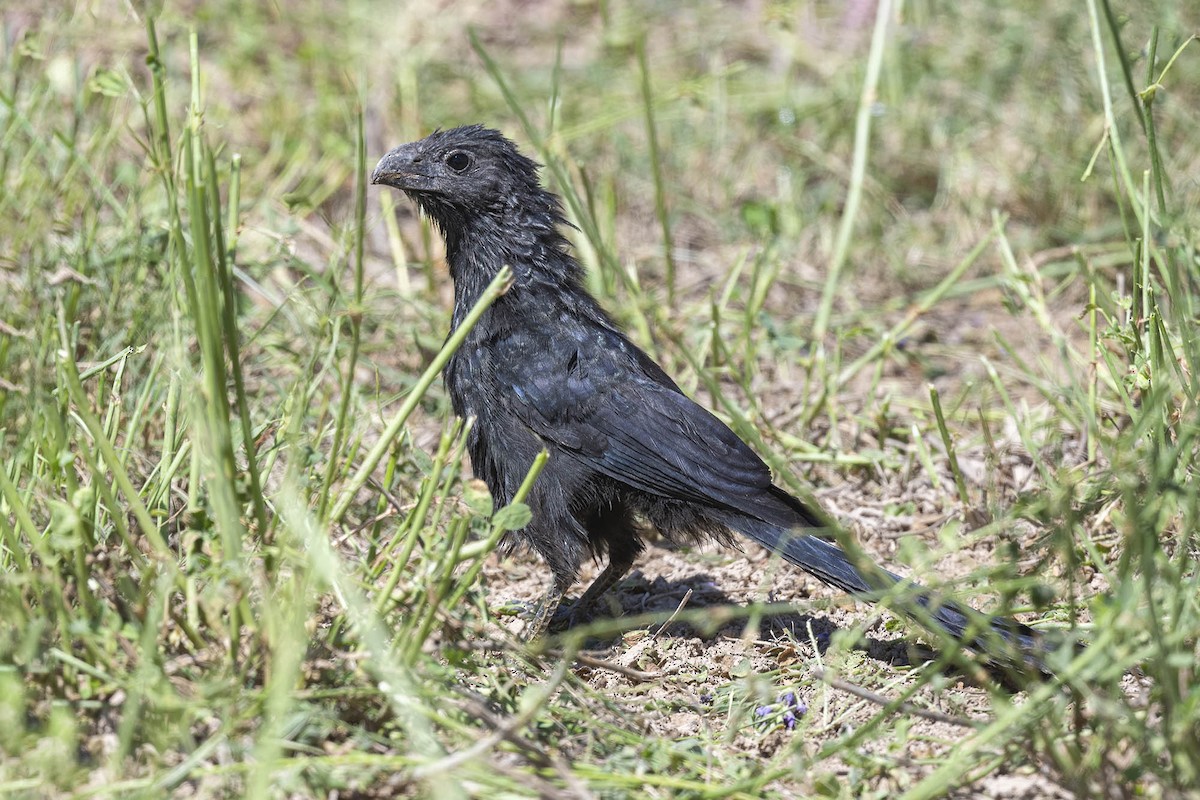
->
xmin=555 ymin=569 xmax=933 ymax=672
xmin=552 ymin=576 xmax=1038 ymax=690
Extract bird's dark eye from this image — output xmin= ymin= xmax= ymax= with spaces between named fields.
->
xmin=445 ymin=151 xmax=471 ymax=172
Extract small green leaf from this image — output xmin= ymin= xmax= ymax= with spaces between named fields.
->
xmin=462 ymin=479 xmax=493 ymax=514
xmin=491 ymin=502 xmax=531 ymax=531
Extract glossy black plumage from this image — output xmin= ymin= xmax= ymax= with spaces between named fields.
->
xmin=372 ymin=125 xmax=1042 ymax=663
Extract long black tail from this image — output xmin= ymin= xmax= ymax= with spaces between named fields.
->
xmin=728 ymin=508 xmax=1045 ymax=669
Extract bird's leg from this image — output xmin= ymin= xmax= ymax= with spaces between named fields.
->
xmin=556 ymin=551 xmax=638 ymax=628
xmin=522 ymin=583 xmax=566 ymax=641
xmin=522 ymin=555 xmax=637 ymax=640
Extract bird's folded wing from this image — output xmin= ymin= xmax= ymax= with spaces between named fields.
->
xmin=504 ymin=352 xmax=779 ymax=516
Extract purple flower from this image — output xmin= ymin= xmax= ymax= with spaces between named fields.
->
xmin=781 ymin=691 xmax=807 ymax=717
xmin=755 ymin=692 xmax=808 ymax=731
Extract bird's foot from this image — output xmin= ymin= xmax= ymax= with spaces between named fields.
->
xmin=547 ymin=596 xmax=594 ymax=632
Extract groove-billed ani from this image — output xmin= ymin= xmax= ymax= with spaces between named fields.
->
xmin=372 ymin=124 xmax=1042 ymax=662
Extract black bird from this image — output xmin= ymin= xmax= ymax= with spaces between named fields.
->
xmin=372 ymin=125 xmax=1042 ymax=663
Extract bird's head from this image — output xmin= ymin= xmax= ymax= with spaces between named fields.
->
xmin=372 ymin=125 xmax=557 ymax=237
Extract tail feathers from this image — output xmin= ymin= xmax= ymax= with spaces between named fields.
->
xmin=734 ymin=515 xmax=1044 ymax=666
